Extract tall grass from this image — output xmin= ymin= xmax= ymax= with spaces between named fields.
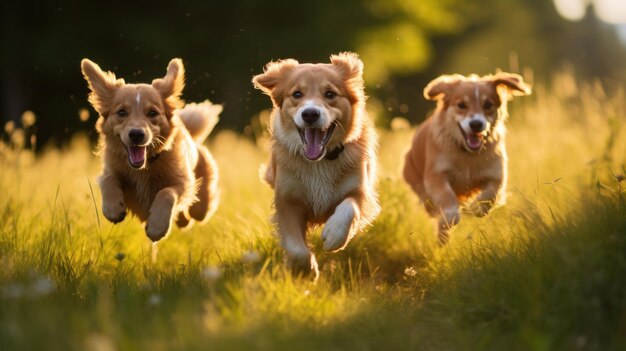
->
xmin=0 ymin=74 xmax=625 ymax=350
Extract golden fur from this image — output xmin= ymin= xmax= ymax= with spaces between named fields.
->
xmin=253 ymin=52 xmax=380 ymax=279
xmin=81 ymin=58 xmax=221 ymax=241
xmin=403 ymin=72 xmax=531 ymax=244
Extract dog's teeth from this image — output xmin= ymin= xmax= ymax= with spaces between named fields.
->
xmin=321 ymin=123 xmax=336 ymax=146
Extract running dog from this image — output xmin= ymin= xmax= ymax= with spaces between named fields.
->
xmin=403 ymin=72 xmax=531 ymax=244
xmin=81 ymin=58 xmax=221 ymax=241
xmin=252 ymin=52 xmax=380 ymax=279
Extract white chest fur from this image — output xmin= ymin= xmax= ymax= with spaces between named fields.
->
xmin=277 ymin=153 xmax=362 ymax=219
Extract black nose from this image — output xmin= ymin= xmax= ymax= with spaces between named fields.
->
xmin=301 ymin=108 xmax=320 ymax=124
xmin=128 ymin=129 xmax=145 ymax=144
xmin=469 ymin=120 xmax=485 ymax=133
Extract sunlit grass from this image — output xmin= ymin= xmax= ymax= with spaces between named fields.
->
xmin=1 ymin=74 xmax=625 ymax=350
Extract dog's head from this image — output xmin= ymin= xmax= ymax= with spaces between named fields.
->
xmin=253 ymin=52 xmax=365 ymax=161
xmin=424 ymin=72 xmax=531 ymax=152
xmin=81 ymin=58 xmax=185 ymax=169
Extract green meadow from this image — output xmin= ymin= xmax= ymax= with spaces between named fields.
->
xmin=1 ymin=75 xmax=626 ymax=351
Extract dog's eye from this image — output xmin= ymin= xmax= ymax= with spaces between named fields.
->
xmin=457 ymin=102 xmax=467 ymax=110
xmin=292 ymin=91 xmax=303 ymax=99
xmin=117 ymin=109 xmax=128 ymax=117
xmin=483 ymin=101 xmax=494 ymax=110
xmin=325 ymin=91 xmax=337 ymax=99
xmin=147 ymin=110 xmax=158 ymax=118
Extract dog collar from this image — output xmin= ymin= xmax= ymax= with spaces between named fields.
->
xmin=324 ymin=143 xmax=344 ymax=161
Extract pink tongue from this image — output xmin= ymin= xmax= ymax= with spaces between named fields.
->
xmin=303 ymin=128 xmax=325 ymax=160
xmin=129 ymin=146 xmax=146 ymax=165
xmin=467 ymin=134 xmax=482 ymax=150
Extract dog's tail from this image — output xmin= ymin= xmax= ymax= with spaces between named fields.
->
xmin=177 ymin=100 xmax=222 ymax=143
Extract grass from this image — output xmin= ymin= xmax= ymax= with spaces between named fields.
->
xmin=1 ymin=75 xmax=626 ymax=350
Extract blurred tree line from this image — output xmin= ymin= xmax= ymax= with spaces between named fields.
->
xmin=1 ymin=0 xmax=625 ymax=148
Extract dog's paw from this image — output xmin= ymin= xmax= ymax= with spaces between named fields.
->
xmin=437 ymin=208 xmax=459 ymax=246
xmin=321 ymin=219 xmax=353 ymax=252
xmin=287 ymin=251 xmax=319 ymax=281
xmin=146 ymin=200 xmax=175 ymax=241
xmin=146 ymin=210 xmax=173 ymax=242
xmin=443 ymin=207 xmax=460 ymax=225
xmin=465 ymin=200 xmax=493 ymax=217
xmin=321 ymin=201 xmax=357 ymax=252
xmin=175 ymin=211 xmax=193 ymax=230
xmin=145 ymin=217 xmax=171 ymax=242
xmin=102 ymin=200 xmax=126 ymax=224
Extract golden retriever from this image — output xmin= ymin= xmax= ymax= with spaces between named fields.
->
xmin=81 ymin=58 xmax=221 ymax=241
xmin=403 ymin=72 xmax=531 ymax=244
xmin=252 ymin=52 xmax=380 ymax=279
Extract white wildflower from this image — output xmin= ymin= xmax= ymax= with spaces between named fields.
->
xmin=201 ymin=266 xmax=223 ymax=283
xmin=404 ymin=266 xmax=417 ymax=277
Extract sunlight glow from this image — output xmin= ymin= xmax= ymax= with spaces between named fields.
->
xmin=554 ymin=0 xmax=587 ymax=21
xmin=594 ymin=0 xmax=626 ymax=24
xmin=554 ymin=0 xmax=626 ymax=24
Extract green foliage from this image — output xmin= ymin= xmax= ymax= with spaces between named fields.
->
xmin=357 ymin=0 xmax=464 ymax=83
xmin=3 ymin=0 xmax=626 ymax=145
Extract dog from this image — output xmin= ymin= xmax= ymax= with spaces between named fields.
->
xmin=252 ymin=52 xmax=380 ymax=279
xmin=81 ymin=58 xmax=221 ymax=241
xmin=403 ymin=72 xmax=531 ymax=244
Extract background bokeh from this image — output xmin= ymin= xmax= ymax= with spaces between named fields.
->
xmin=2 ymin=0 xmax=626 ymax=148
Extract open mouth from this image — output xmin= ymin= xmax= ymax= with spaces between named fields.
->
xmin=297 ymin=122 xmax=337 ymax=161
xmin=458 ymin=124 xmax=484 ymax=152
xmin=127 ymin=145 xmax=147 ymax=168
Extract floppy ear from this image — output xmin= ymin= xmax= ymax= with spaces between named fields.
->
xmin=81 ymin=58 xmax=125 ymax=116
xmin=490 ymin=72 xmax=531 ymax=96
xmin=423 ymin=74 xmax=464 ymax=101
xmin=330 ymin=52 xmax=365 ymax=102
xmin=252 ymin=59 xmax=299 ymax=94
xmin=152 ymin=58 xmax=186 ymax=115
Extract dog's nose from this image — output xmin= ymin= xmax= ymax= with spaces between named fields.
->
xmin=128 ymin=129 xmax=145 ymax=144
xmin=469 ymin=120 xmax=485 ymax=133
xmin=301 ymin=108 xmax=320 ymax=125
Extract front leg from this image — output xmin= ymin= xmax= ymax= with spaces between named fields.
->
xmin=146 ymin=186 xmax=182 ymax=242
xmin=467 ymin=178 xmax=505 ymax=217
xmin=274 ymin=197 xmax=318 ymax=280
xmin=262 ymin=153 xmax=277 ymax=189
xmin=424 ymin=172 xmax=460 ymax=245
xmin=99 ymin=173 xmax=126 ymax=224
xmin=321 ymin=198 xmax=360 ymax=252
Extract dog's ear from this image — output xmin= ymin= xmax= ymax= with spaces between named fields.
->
xmin=331 ymin=52 xmax=363 ymax=82
xmin=81 ymin=58 xmax=125 ymax=116
xmin=252 ymin=59 xmax=299 ymax=93
xmin=252 ymin=59 xmax=299 ymax=107
xmin=331 ymin=52 xmax=365 ymax=103
xmin=423 ymin=74 xmax=464 ymax=101
xmin=152 ymin=58 xmax=186 ymax=115
xmin=489 ymin=72 xmax=531 ymax=97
